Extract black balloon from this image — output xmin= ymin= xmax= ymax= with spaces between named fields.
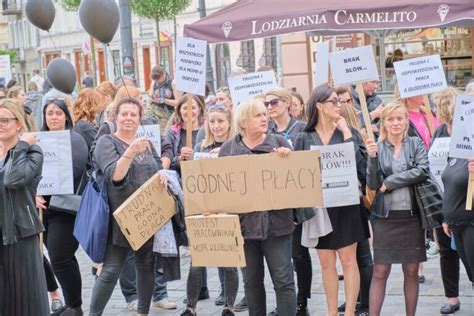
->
xmin=25 ymin=0 xmax=56 ymax=31
xmin=46 ymin=58 xmax=77 ymax=95
xmin=79 ymin=0 xmax=120 ymax=44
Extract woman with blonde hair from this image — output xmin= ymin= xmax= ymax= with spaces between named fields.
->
xmin=366 ymin=102 xmax=429 ymax=316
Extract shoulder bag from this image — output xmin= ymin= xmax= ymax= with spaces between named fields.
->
xmin=49 ymin=169 xmax=88 ymax=215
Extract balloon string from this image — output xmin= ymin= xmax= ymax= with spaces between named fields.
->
xmin=47 ymin=31 xmax=57 ymax=50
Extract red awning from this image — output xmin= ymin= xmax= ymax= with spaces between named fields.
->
xmin=184 ymin=0 xmax=474 ymax=43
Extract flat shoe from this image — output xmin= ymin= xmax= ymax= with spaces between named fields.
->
xmin=440 ymin=302 xmax=460 ymax=314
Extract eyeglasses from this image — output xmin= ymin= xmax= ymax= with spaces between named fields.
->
xmin=263 ymin=98 xmax=282 ymax=108
xmin=340 ymin=97 xmax=353 ymax=104
xmin=323 ymin=97 xmax=341 ymax=106
xmin=207 ymin=104 xmax=228 ymax=113
xmin=0 ymin=117 xmax=18 ymax=127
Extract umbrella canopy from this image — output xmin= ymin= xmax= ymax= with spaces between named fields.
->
xmin=184 ymin=0 xmax=474 ymax=43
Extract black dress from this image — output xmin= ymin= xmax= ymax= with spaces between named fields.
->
xmin=294 ymin=129 xmax=366 ymax=250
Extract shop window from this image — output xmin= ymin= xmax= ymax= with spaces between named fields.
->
xmin=237 ymin=40 xmax=255 ymax=73
xmin=216 ymin=43 xmax=231 ymax=88
xmin=259 ymin=37 xmax=277 ymax=69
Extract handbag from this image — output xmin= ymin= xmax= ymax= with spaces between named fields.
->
xmin=414 ymin=177 xmax=444 ymax=230
xmin=73 ymin=177 xmax=109 ymax=263
xmin=49 ymin=169 xmax=88 ymax=215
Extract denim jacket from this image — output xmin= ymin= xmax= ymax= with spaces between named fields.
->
xmin=367 ymin=136 xmax=429 ymax=218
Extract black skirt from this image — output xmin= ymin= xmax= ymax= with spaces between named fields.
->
xmin=316 ymin=204 xmax=366 ymax=250
xmin=372 ymin=210 xmax=427 ymax=264
xmin=0 ymin=233 xmax=49 ymax=316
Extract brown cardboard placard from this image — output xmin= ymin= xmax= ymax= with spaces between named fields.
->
xmin=113 ymin=173 xmax=176 ymax=251
xmin=355 ymin=83 xmax=375 ymax=141
xmin=185 ymin=214 xmax=246 ymax=267
xmin=467 ymin=172 xmax=474 ymax=211
xmin=181 ymin=150 xmax=323 ymax=215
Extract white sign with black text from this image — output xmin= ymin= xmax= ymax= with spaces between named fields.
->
xmin=313 ymin=41 xmax=330 ymax=87
xmin=310 ymin=142 xmax=359 ymax=207
xmin=193 ymin=152 xmax=218 ymax=160
xmin=228 ymin=71 xmax=277 ymax=107
xmin=136 ymin=125 xmax=161 ymax=157
xmin=34 ymin=130 xmax=74 ymax=196
xmin=450 ymin=94 xmax=474 ymax=159
xmin=175 ymin=37 xmax=207 ymax=96
xmin=393 ymin=55 xmax=447 ymax=98
xmin=428 ymin=137 xmax=450 ymax=192
xmin=329 ymin=45 xmax=379 ymax=86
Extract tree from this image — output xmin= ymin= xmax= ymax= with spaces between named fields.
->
xmin=55 ymin=0 xmax=80 ymax=11
xmin=131 ymin=0 xmax=190 ymax=63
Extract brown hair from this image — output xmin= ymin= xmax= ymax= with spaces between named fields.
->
xmin=431 ymin=87 xmax=459 ymax=125
xmin=72 ymin=88 xmax=102 ymax=124
xmin=175 ymin=94 xmax=205 ymax=126
xmin=95 ymin=81 xmax=117 ymax=101
xmin=114 ymin=97 xmax=144 ymax=119
xmin=151 ymin=65 xmax=166 ymax=81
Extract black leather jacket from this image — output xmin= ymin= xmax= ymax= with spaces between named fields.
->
xmin=367 ymin=136 xmax=429 ymax=218
xmin=0 ymin=141 xmax=44 ymax=245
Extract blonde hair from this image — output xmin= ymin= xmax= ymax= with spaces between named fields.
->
xmin=234 ymin=99 xmax=267 ymax=135
xmin=6 ymin=86 xmax=23 ymax=99
xmin=202 ymin=106 xmax=235 ymax=149
xmin=264 ymin=86 xmax=293 ymax=105
xmin=393 ymin=85 xmax=429 ymax=113
xmin=431 ymin=87 xmax=459 ymax=125
xmin=379 ymin=101 xmax=409 ymax=141
xmin=340 ymin=102 xmax=360 ymax=130
xmin=0 ymin=99 xmax=28 ymax=133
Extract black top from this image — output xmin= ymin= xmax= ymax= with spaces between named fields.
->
xmin=268 ymin=118 xmax=305 ymax=148
xmin=73 ymin=120 xmax=97 ymax=150
xmin=441 ymin=158 xmax=474 ymax=226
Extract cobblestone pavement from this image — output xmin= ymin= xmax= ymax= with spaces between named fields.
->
xmin=70 ymin=246 xmax=473 ymax=316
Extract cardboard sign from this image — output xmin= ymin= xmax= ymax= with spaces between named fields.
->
xmin=113 ymin=173 xmax=177 ymax=251
xmin=428 ymin=137 xmax=450 ymax=192
xmin=329 ymin=45 xmax=378 ymax=86
xmin=393 ymin=55 xmax=447 ymax=98
xmin=310 ymin=142 xmax=359 ymax=208
xmin=186 ymin=214 xmax=246 ymax=267
xmin=450 ymin=95 xmax=474 ymax=159
xmin=193 ymin=152 xmax=218 ymax=160
xmin=136 ymin=125 xmax=161 ymax=157
xmin=313 ymin=41 xmax=330 ymax=87
xmin=33 ymin=130 xmax=74 ymax=196
xmin=175 ymin=37 xmax=207 ymax=96
xmin=182 ymin=151 xmax=323 ymax=215
xmin=228 ymin=71 xmax=277 ymax=107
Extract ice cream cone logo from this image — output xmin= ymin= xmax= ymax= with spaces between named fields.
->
xmin=222 ymin=22 xmax=233 ymax=39
xmin=437 ymin=4 xmax=450 ymax=22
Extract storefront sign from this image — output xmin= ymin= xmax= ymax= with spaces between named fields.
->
xmin=175 ymin=37 xmax=207 ymax=96
xmin=393 ymin=54 xmax=447 ymax=98
xmin=450 ymin=94 xmax=474 ymax=159
xmin=228 ymin=71 xmax=277 ymax=107
xmin=428 ymin=137 xmax=450 ymax=192
xmin=329 ymin=45 xmax=379 ymax=86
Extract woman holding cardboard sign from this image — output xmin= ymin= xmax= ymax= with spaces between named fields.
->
xmin=219 ymin=98 xmax=297 ymax=316
xmin=90 ymin=97 xmax=167 ymax=316
xmin=294 ymin=84 xmax=366 ymax=316
xmin=366 ymin=102 xmax=429 ymax=316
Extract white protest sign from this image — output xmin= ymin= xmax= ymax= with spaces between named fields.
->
xmin=450 ymin=94 xmax=474 ymax=159
xmin=136 ymin=125 xmax=161 ymax=157
xmin=175 ymin=37 xmax=207 ymax=96
xmin=310 ymin=142 xmax=359 ymax=207
xmin=428 ymin=137 xmax=450 ymax=192
xmin=0 ymin=55 xmax=12 ymax=86
xmin=193 ymin=152 xmax=218 ymax=160
xmin=393 ymin=55 xmax=447 ymax=98
xmin=313 ymin=41 xmax=329 ymax=87
xmin=329 ymin=45 xmax=379 ymax=86
xmin=34 ymin=130 xmax=74 ymax=195
xmin=228 ymin=71 xmax=277 ymax=107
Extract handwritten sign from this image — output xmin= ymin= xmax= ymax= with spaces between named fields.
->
xmin=113 ymin=173 xmax=176 ymax=251
xmin=186 ymin=214 xmax=246 ymax=267
xmin=33 ymin=130 xmax=74 ymax=195
xmin=313 ymin=41 xmax=330 ymax=87
xmin=175 ymin=37 xmax=207 ymax=96
xmin=193 ymin=152 xmax=218 ymax=160
xmin=428 ymin=137 xmax=450 ymax=192
xmin=450 ymin=95 xmax=474 ymax=159
xmin=136 ymin=125 xmax=161 ymax=157
xmin=181 ymin=151 xmax=323 ymax=215
xmin=393 ymin=55 xmax=447 ymax=98
xmin=310 ymin=142 xmax=359 ymax=207
xmin=329 ymin=45 xmax=378 ymax=86
xmin=228 ymin=71 xmax=277 ymax=107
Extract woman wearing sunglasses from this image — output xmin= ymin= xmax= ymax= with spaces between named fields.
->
xmin=294 ymin=84 xmax=367 ymax=316
xmin=36 ymin=98 xmax=89 ymax=315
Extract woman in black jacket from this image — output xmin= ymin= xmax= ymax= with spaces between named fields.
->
xmin=0 ymin=99 xmax=49 ymax=316
xmin=366 ymin=102 xmax=429 ymax=316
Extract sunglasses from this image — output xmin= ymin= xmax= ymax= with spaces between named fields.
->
xmin=340 ymin=97 xmax=353 ymax=104
xmin=263 ymin=98 xmax=282 ymax=108
xmin=207 ymin=104 xmax=228 ymax=113
xmin=323 ymin=97 xmax=341 ymax=106
xmin=46 ymin=98 xmax=67 ymax=107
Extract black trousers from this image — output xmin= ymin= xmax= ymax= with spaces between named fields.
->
xmin=357 ymin=238 xmax=373 ymax=308
xmin=292 ymin=223 xmax=312 ymax=304
xmin=451 ymin=225 xmax=474 ymax=283
xmin=435 ymin=226 xmax=460 ymax=298
xmin=44 ymin=212 xmax=82 ymax=308
xmin=43 ymin=255 xmax=59 ymax=292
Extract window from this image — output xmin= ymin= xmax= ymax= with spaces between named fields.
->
xmin=237 ymin=40 xmax=255 ymax=73
xmin=112 ymin=50 xmax=121 ymax=78
xmin=216 ymin=43 xmax=231 ymax=88
xmin=260 ymin=37 xmax=277 ymax=69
